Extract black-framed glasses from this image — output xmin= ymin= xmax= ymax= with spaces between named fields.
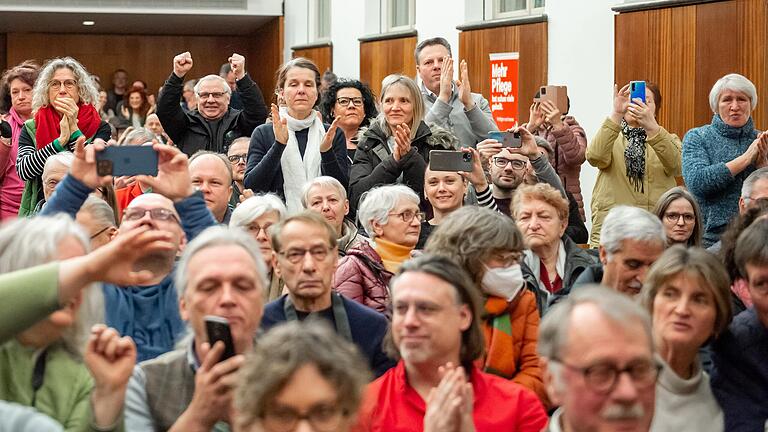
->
xmin=278 ymin=246 xmax=333 ymax=264
xmin=48 ymin=79 xmax=77 ymax=90
xmin=551 ymin=357 xmax=662 ymax=394
xmin=198 ymin=91 xmax=226 ymax=100
xmin=123 ymin=207 xmax=180 ymax=223
xmin=493 ymin=157 xmax=526 ymax=170
xmin=261 ymin=403 xmax=348 ymax=432
xmin=336 ymin=97 xmax=364 ymax=107
xmin=388 ymin=209 xmax=424 ymax=223
xmin=89 ymin=226 xmax=112 ymax=240
xmin=664 ymin=212 xmax=695 ymax=224
xmin=228 ymin=154 xmax=247 ymax=163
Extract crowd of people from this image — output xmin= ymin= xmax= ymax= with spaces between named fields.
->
xmin=0 ymin=34 xmax=767 ymax=432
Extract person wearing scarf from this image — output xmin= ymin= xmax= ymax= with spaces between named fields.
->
xmin=15 ymin=57 xmax=110 ymax=217
xmin=243 ymin=58 xmax=349 ymax=214
xmin=0 ymin=61 xmax=39 ymax=220
xmin=586 ymin=81 xmax=682 ymax=247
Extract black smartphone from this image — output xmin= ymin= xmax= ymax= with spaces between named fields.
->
xmin=96 ymin=145 xmax=159 ymax=177
xmin=429 ymin=150 xmax=473 ymax=172
xmin=204 ymin=316 xmax=236 ymax=362
xmin=488 ymin=131 xmax=522 ymax=148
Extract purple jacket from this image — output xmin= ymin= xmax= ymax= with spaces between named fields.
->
xmin=333 ymin=242 xmax=393 ymax=318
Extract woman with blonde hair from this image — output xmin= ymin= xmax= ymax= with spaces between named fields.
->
xmin=16 ymin=57 xmax=111 ymax=216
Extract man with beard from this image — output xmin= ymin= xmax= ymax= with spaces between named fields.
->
xmin=478 ymin=127 xmax=565 ymax=216
xmin=538 ymin=286 xmax=658 ymax=432
xmin=40 ymin=137 xmax=217 ymax=361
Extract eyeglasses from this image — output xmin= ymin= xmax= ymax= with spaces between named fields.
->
xmin=198 ymin=91 xmax=227 ymax=100
xmin=228 ymin=154 xmax=247 ymax=163
xmin=89 ymin=226 xmax=112 ymax=240
xmin=493 ymin=157 xmax=527 ymax=170
xmin=261 ymin=403 xmax=347 ymax=432
xmin=48 ymin=79 xmax=77 ymax=90
xmin=552 ymin=357 xmax=661 ymax=394
xmin=123 ymin=207 xmax=180 ymax=223
xmin=664 ymin=212 xmax=695 ymax=224
xmin=388 ymin=209 xmax=424 ymax=223
xmin=278 ymin=246 xmax=333 ymax=263
xmin=336 ymin=97 xmax=364 ymax=107
xmin=246 ymin=223 xmax=272 ymax=235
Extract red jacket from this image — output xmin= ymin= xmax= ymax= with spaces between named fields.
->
xmin=333 ymin=242 xmax=394 ymax=318
xmin=352 ymin=361 xmax=548 ymax=432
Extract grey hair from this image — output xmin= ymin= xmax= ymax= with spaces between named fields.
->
xmin=194 ymin=74 xmax=231 ymax=96
xmin=123 ymin=127 xmax=156 ymax=146
xmin=709 ymin=73 xmax=757 ymax=113
xmin=0 ymin=215 xmax=103 ymax=359
xmin=230 ymin=193 xmax=287 ymax=229
xmin=301 ymin=176 xmax=348 ymax=208
xmin=600 ymin=205 xmax=666 ymax=257
xmin=43 ymin=151 xmax=75 ymax=182
xmin=79 ymin=195 xmax=117 ymax=228
xmin=32 ymin=57 xmax=100 ymax=111
xmin=234 ymin=320 xmax=371 ymax=429
xmin=175 ymin=225 xmax=268 ymax=302
xmin=227 ymin=136 xmax=251 ymax=154
xmin=183 ymin=79 xmax=197 ymax=92
xmin=373 ymin=74 xmax=425 ymax=139
xmin=357 ymin=184 xmax=420 ymax=240
xmin=741 ymin=167 xmax=768 ymax=200
xmin=538 ymin=285 xmax=654 ymax=361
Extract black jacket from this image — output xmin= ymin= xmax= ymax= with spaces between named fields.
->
xmin=349 ymin=121 xmax=452 ymax=215
xmin=156 ymin=72 xmax=267 ymax=156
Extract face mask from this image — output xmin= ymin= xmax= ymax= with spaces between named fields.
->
xmin=481 ymin=264 xmax=525 ymax=301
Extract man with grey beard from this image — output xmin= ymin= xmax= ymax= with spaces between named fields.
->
xmin=538 ymin=286 xmax=659 ymax=432
xmin=39 ymin=137 xmax=217 ymax=361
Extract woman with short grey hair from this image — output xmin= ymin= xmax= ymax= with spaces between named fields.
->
xmin=0 ymin=215 xmax=105 ymax=429
xmin=683 ymin=73 xmax=768 ymax=247
xmin=302 ymin=175 xmax=367 ymax=254
xmin=16 ymin=57 xmax=111 ymax=216
xmin=230 ymin=193 xmax=287 ymax=301
xmin=334 ymin=184 xmax=421 ymax=316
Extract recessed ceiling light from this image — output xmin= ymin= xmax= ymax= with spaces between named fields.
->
xmin=82 ymin=20 xmax=95 ymax=26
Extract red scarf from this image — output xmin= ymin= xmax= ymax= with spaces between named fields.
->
xmin=33 ymin=103 xmax=100 ymax=150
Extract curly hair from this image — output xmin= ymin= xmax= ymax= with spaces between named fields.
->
xmin=318 ymin=79 xmax=378 ymax=127
xmin=32 ymin=57 xmax=100 ymax=111
xmin=0 ymin=60 xmax=40 ymax=113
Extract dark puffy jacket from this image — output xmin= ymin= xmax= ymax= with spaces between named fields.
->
xmin=349 ymin=120 xmax=453 ymax=215
xmin=156 ymin=72 xmax=267 ymax=156
xmin=333 ymin=242 xmax=393 ymax=318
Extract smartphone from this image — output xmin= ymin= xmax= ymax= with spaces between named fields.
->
xmin=488 ymin=131 xmax=522 ymax=148
xmin=630 ymin=81 xmax=646 ymax=103
xmin=429 ymin=150 xmax=473 ymax=172
xmin=96 ymin=145 xmax=158 ymax=177
xmin=539 ymin=85 xmax=569 ymax=114
xmin=204 ymin=316 xmax=236 ymax=362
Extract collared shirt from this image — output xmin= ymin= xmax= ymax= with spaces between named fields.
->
xmin=352 ymin=361 xmax=548 ymax=432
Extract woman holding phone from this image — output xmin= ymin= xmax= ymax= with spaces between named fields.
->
xmin=586 ymin=81 xmax=682 ymax=246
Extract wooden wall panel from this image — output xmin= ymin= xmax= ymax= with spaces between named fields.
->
xmin=293 ymin=45 xmax=332 ymax=77
xmin=458 ymin=21 xmax=547 ymax=124
xmin=5 ymin=17 xmax=282 ymax=102
xmin=0 ymin=34 xmax=6 ymax=76
xmin=615 ymin=0 xmax=766 ymax=138
xmin=359 ymin=36 xmax=417 ymax=97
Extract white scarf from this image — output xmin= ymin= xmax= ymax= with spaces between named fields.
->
xmin=279 ymin=107 xmax=324 ymax=214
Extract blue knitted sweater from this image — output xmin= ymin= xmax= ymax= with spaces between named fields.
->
xmin=682 ymin=114 xmax=758 ymax=246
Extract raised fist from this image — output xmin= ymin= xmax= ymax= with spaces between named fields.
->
xmin=173 ymin=52 xmax=194 ymax=78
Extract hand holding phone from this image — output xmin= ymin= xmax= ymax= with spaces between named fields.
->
xmin=488 ymin=131 xmax=522 ymax=148
xmin=96 ymin=145 xmax=159 ymax=177
xmin=630 ymin=81 xmax=646 ymax=104
xmin=204 ymin=316 xmax=236 ymax=362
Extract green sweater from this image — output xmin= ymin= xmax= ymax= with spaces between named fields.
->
xmin=0 ymin=262 xmax=61 ymax=344
xmin=0 ymin=339 xmax=93 ymax=431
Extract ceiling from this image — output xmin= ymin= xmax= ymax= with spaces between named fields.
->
xmin=0 ymin=10 xmax=277 ymax=35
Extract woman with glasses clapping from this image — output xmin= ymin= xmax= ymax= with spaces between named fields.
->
xmin=319 ymin=79 xmax=378 ymax=162
xmin=334 ymin=185 xmax=421 ymax=318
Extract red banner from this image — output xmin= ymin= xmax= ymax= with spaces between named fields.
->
xmin=489 ymin=52 xmax=519 ymax=130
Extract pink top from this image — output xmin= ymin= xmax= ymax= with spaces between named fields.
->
xmin=0 ymin=108 xmax=25 ymax=220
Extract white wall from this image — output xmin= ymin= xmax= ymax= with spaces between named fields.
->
xmin=331 ymin=0 xmax=365 ymax=78
xmin=414 ymin=0 xmax=463 ymax=74
xmin=283 ymin=0 xmax=309 ymax=64
xmin=546 ymin=0 xmax=616 ymax=227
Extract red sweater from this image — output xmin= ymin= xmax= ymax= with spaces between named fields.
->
xmin=353 ymin=361 xmax=548 ymax=432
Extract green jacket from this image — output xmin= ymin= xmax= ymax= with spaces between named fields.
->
xmin=0 ymin=263 xmax=61 ymax=344
xmin=586 ymin=118 xmax=682 ymax=246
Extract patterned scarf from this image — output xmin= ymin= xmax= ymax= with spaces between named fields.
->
xmin=621 ymin=119 xmax=646 ymax=193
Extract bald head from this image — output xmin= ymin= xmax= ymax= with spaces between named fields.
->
xmin=189 ymin=153 xmax=233 ymax=223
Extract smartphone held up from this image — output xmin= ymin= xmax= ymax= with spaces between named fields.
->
xmin=96 ymin=144 xmax=159 ymax=177
xmin=488 ymin=130 xmax=522 ymax=148
xmin=429 ymin=150 xmax=474 ymax=172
